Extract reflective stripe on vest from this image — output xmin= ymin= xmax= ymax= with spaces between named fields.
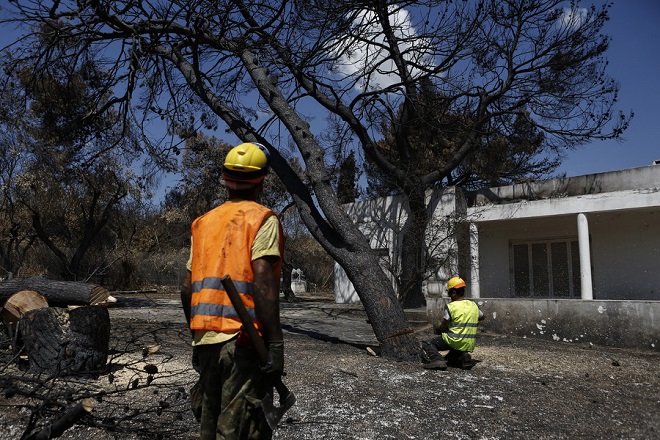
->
xmin=441 ymin=300 xmax=480 ymax=352
xmin=190 ymin=278 xmax=257 ymax=322
xmin=189 ymin=200 xmax=280 ymax=333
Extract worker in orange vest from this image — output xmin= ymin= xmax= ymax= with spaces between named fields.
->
xmin=180 ymin=142 xmax=284 ymax=439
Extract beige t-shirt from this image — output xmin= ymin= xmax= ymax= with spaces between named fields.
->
xmin=187 ymin=214 xmax=281 ymax=346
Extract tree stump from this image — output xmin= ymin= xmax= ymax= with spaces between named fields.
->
xmin=19 ymin=306 xmax=111 ymax=375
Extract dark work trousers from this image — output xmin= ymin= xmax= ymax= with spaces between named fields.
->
xmin=196 ymin=340 xmax=272 ymax=440
xmin=422 ymin=335 xmax=463 ymax=363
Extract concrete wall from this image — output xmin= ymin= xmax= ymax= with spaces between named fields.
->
xmin=334 ymin=263 xmax=360 ymax=304
xmin=426 ymin=297 xmax=659 ymax=352
xmin=471 ymin=164 xmax=660 ymax=205
xmin=588 ymin=210 xmax=660 ymax=300
xmin=476 ymin=209 xmax=660 ymax=300
xmin=335 ymin=195 xmax=406 ymax=304
xmin=335 ymin=187 xmax=466 ymax=304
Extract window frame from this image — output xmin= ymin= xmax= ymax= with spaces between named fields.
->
xmin=509 ymin=237 xmax=581 ymax=298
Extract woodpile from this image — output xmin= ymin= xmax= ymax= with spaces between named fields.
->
xmin=1 ymin=277 xmax=112 ymax=375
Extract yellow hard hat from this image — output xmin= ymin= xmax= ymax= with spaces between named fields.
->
xmin=447 ymin=276 xmax=466 ymax=291
xmin=223 ymin=142 xmax=270 ymax=189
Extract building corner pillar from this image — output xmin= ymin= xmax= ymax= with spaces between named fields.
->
xmin=469 ymin=222 xmax=480 ymax=298
xmin=577 ymin=213 xmax=593 ymax=300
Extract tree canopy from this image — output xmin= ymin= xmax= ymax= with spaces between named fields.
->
xmin=0 ymin=31 xmax=157 ymax=281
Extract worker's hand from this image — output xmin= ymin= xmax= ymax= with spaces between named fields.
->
xmin=263 ymin=341 xmax=284 ymax=380
xmin=434 ymin=318 xmax=449 ymax=334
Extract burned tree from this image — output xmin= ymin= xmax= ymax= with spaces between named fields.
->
xmin=3 ymin=1 xmax=629 ymax=359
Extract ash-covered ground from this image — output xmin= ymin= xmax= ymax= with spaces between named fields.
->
xmin=1 ymin=293 xmax=658 ymax=439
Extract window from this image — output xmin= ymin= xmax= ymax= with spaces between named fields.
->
xmin=511 ymin=239 xmax=581 ymax=297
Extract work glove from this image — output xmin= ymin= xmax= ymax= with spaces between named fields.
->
xmin=263 ymin=341 xmax=284 ymax=381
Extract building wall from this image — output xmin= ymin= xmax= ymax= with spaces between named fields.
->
xmin=336 ymin=188 xmax=464 ymax=304
xmin=476 ymin=210 xmax=660 ymax=300
xmin=426 ymin=296 xmax=659 ymax=351
xmin=335 ymin=194 xmax=406 ymax=304
xmin=589 ymin=210 xmax=660 ymax=300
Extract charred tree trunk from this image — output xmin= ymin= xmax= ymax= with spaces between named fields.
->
xmin=19 ymin=306 xmax=110 ymax=375
xmin=399 ymin=186 xmax=429 ymax=309
xmin=341 ymin=249 xmax=421 ymax=360
xmin=0 ymin=276 xmax=109 ymax=307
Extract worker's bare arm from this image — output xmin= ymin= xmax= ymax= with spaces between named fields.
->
xmin=252 ymin=256 xmax=283 ymax=343
xmin=180 ymin=270 xmax=192 ymax=326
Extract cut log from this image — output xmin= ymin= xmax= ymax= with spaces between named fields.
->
xmin=0 ymin=276 xmax=109 ymax=307
xmin=20 ymin=306 xmax=111 ymax=374
xmin=25 ymin=398 xmax=94 ymax=440
xmin=2 ymin=290 xmax=49 ymax=326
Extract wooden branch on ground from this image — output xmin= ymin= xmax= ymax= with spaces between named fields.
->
xmin=25 ymin=398 xmax=94 ymax=440
xmin=109 ymin=289 xmax=158 ymax=295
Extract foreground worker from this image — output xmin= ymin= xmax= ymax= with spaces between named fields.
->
xmin=180 ymin=142 xmax=284 ymax=439
xmin=421 ymin=276 xmax=485 ymax=370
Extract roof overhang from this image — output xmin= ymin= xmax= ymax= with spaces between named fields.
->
xmin=467 ymin=188 xmax=660 ymax=222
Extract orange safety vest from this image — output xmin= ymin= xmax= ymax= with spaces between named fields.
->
xmin=189 ymin=200 xmax=283 ymax=333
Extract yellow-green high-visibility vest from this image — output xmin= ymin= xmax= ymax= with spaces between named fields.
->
xmin=441 ymin=300 xmax=480 ymax=352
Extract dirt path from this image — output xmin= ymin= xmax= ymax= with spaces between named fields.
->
xmin=278 ymin=332 xmax=659 ymax=439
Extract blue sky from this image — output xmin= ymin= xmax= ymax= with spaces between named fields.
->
xmin=556 ymin=0 xmax=660 ymax=176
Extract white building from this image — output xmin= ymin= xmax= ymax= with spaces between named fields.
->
xmin=335 ymin=164 xmax=660 ymax=349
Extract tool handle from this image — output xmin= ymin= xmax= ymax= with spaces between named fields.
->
xmin=221 ymin=275 xmax=271 ymax=364
xmin=222 ymin=276 xmax=296 ymax=424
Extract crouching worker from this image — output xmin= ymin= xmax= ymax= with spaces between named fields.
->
xmin=421 ymin=277 xmax=485 ymax=370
